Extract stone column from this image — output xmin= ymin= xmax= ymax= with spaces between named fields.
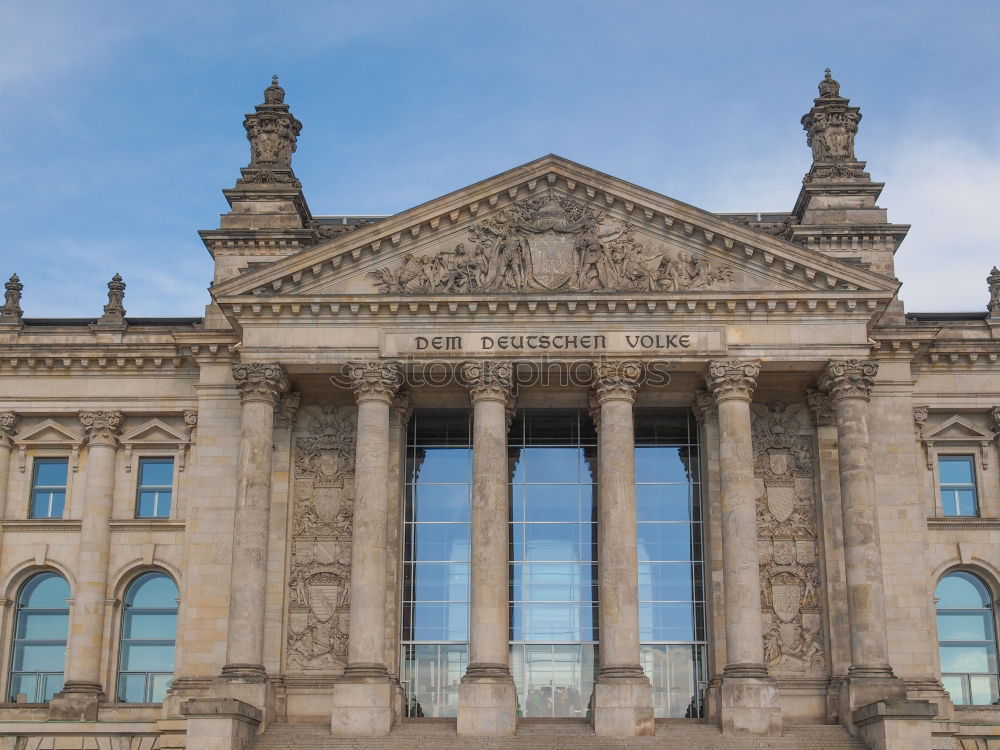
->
xmin=49 ymin=410 xmax=123 ymax=721
xmin=331 ymin=360 xmax=403 ymax=737
xmin=819 ymin=360 xmax=906 ymax=715
xmin=590 ymin=360 xmax=654 ymax=737
xmin=705 ymin=360 xmax=780 ymax=737
xmin=457 ymin=361 xmax=517 ymax=737
xmin=222 ymin=363 xmax=288 ymax=681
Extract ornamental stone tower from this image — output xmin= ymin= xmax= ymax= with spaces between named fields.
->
xmin=199 ymin=78 xmax=320 ymax=326
xmin=790 ymin=70 xmax=909 ymax=301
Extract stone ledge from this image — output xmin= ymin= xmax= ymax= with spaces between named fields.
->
xmin=852 ymin=699 xmax=938 ymax=727
xmin=180 ymin=697 xmax=262 ymax=722
xmin=927 ymin=517 xmax=1000 ymax=530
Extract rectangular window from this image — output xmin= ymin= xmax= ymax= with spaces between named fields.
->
xmin=30 ymin=459 xmax=68 ymax=519
xmin=136 ymin=458 xmax=174 ymax=519
xmin=939 ymin=455 xmax=978 ymax=517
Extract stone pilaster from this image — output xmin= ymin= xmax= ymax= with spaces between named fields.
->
xmin=457 ymin=361 xmax=517 ymax=737
xmin=590 ymin=360 xmax=654 ymax=737
xmin=819 ymin=361 xmax=907 ymax=717
xmin=705 ymin=360 xmax=781 ymax=737
xmin=222 ymin=363 xmax=288 ymax=681
xmin=331 ymin=360 xmax=403 ymax=737
xmin=0 ymin=412 xmax=17 ymax=517
xmin=49 ymin=410 xmax=123 ymax=721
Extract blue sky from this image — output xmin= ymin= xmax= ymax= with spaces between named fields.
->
xmin=2 ymin=1 xmax=998 ymax=316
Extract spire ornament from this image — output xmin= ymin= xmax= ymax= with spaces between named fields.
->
xmin=801 ymin=68 xmax=862 ymax=166
xmin=243 ymin=75 xmax=302 ymax=171
xmin=0 ymin=273 xmax=23 ymax=324
xmin=987 ymin=266 xmax=1000 ymax=319
xmin=98 ymin=273 xmax=126 ymax=325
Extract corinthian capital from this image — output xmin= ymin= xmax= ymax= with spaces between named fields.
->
xmin=347 ymin=360 xmax=403 ymax=404
xmin=79 ymin=410 xmax=124 ymax=445
xmin=232 ymin=362 xmax=288 ymax=405
xmin=806 ymin=388 xmax=835 ymax=427
xmin=821 ymin=359 xmax=878 ymax=402
xmin=591 ymin=360 xmax=643 ymax=404
xmin=705 ymin=359 xmax=760 ymax=403
xmin=0 ymin=411 xmax=18 ymax=448
xmin=461 ymin=360 xmax=515 ymax=404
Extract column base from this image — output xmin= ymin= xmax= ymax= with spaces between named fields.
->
xmin=839 ymin=664 xmax=907 ymax=730
xmin=456 ymin=667 xmax=517 ymax=737
xmin=219 ymin=662 xmax=268 ymax=682
xmin=590 ymin=672 xmax=654 ymax=737
xmin=852 ymin=699 xmax=937 ymax=750
xmin=330 ymin=670 xmax=396 ymax=737
xmin=718 ymin=665 xmax=782 ymax=737
xmin=180 ymin=698 xmax=262 ymax=750
xmin=47 ymin=681 xmax=103 ymax=721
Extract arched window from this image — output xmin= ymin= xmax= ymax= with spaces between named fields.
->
xmin=937 ymin=571 xmax=1000 ymax=705
xmin=8 ymin=572 xmax=69 ymax=703
xmin=117 ymin=572 xmax=177 ymax=703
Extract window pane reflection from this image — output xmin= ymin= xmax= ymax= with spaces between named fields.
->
xmin=402 ymin=412 xmax=472 ymax=717
xmin=936 ymin=571 xmax=1000 ymax=705
xmin=509 ymin=411 xmax=598 ymax=716
xmin=7 ymin=572 xmax=69 ymax=703
xmin=635 ymin=410 xmax=706 ymax=718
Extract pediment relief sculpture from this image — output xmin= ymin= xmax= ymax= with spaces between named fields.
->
xmin=367 ymin=193 xmax=734 ymax=294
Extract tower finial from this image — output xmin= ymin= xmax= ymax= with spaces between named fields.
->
xmin=0 ymin=273 xmax=23 ymax=324
xmin=818 ymin=68 xmax=840 ymax=98
xmin=242 ymin=76 xmax=301 ymax=170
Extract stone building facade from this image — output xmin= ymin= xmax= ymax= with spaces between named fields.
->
xmin=0 ymin=72 xmax=998 ymax=750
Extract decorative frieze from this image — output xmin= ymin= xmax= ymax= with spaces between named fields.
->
xmin=78 ymin=410 xmax=124 ymax=445
xmin=231 ymin=362 xmax=288 ymax=404
xmin=367 ymin=194 xmax=734 ymax=295
xmin=753 ymin=402 xmax=825 ymax=675
xmin=286 ymin=404 xmax=357 ymax=673
xmin=820 ymin=359 xmax=878 ymax=402
xmin=705 ymin=359 xmax=760 ymax=402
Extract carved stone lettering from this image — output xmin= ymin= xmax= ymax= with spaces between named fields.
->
xmin=367 ymin=193 xmax=733 ymax=294
xmin=753 ymin=402 xmax=826 ymax=675
xmin=286 ymin=404 xmax=357 ymax=673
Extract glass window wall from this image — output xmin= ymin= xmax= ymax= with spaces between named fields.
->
xmin=509 ymin=409 xmax=598 ymax=718
xmin=401 ymin=411 xmax=471 ymax=717
xmin=635 ymin=410 xmax=706 ymax=719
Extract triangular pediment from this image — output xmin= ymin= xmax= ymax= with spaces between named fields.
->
xmin=119 ymin=418 xmax=190 ymax=446
xmin=212 ymin=155 xmax=898 ymax=309
xmin=14 ymin=419 xmax=83 ymax=445
xmin=923 ymin=415 xmax=996 ymax=443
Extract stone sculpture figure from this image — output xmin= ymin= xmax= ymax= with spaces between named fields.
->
xmin=368 ymin=194 xmax=734 ymax=294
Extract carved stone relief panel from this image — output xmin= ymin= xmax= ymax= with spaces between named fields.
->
xmin=753 ymin=402 xmax=826 ymax=675
xmin=367 ymin=193 xmax=735 ymax=294
xmin=286 ymin=404 xmax=357 ymax=673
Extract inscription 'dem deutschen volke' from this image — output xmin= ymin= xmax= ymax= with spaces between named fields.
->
xmin=381 ymin=330 xmax=725 ymax=357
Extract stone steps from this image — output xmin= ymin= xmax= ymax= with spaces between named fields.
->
xmin=251 ymin=720 xmax=868 ymax=749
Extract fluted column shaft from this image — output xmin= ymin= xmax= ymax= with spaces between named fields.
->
xmin=592 ymin=363 xmax=644 ymax=678
xmin=821 ymin=360 xmax=891 ymax=673
xmin=63 ymin=410 xmax=123 ymax=691
xmin=463 ymin=362 xmax=515 ymax=675
xmin=706 ymin=360 xmax=767 ymax=674
xmin=223 ymin=362 xmax=287 ymax=677
xmin=345 ymin=361 xmax=402 ymax=676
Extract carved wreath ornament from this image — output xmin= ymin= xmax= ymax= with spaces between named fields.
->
xmin=368 ymin=194 xmax=734 ymax=294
